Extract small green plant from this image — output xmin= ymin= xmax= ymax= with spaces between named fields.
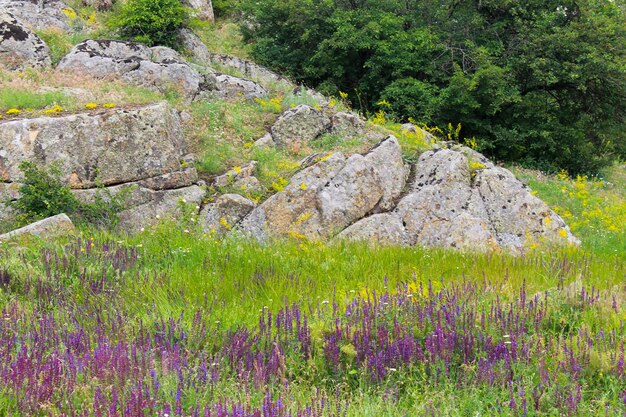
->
xmin=107 ymin=0 xmax=189 ymax=48
xmin=10 ymin=162 xmax=128 ymax=229
xmin=11 ymin=162 xmax=79 ymax=222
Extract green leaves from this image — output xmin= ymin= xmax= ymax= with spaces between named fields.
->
xmin=108 ymin=0 xmax=189 ymax=48
xmin=242 ymin=0 xmax=626 ymax=175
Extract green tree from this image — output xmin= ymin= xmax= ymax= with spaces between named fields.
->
xmin=242 ymin=0 xmax=626 ymax=174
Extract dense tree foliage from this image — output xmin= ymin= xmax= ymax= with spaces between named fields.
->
xmin=240 ymin=0 xmax=626 ymax=174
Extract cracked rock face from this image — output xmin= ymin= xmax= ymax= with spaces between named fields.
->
xmin=0 ymin=101 xmax=204 ymax=233
xmin=0 ymin=12 xmax=51 ymax=70
xmin=200 ymin=193 xmax=256 ymax=236
xmin=239 ymin=141 xmax=578 ymax=253
xmin=271 ymin=105 xmax=332 ymax=149
xmin=0 ymin=0 xmax=71 ymax=32
xmin=240 ymin=136 xmax=406 ymax=241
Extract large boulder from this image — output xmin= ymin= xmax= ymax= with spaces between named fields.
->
xmin=0 ymin=101 xmax=205 ymax=233
xmin=395 ymin=149 xmax=499 ymax=251
xmin=0 ymin=213 xmax=75 ymax=242
xmin=0 ymin=0 xmax=71 ymax=32
xmin=0 ymin=101 xmax=187 ymax=188
xmin=330 ymin=112 xmax=366 ymax=140
xmin=240 ymin=136 xmax=406 ymax=240
xmin=271 ymin=105 xmax=332 ymax=149
xmin=344 ymin=145 xmax=578 ymax=252
xmin=58 ymin=40 xmax=204 ymax=99
xmin=0 ymin=12 xmax=51 ymax=70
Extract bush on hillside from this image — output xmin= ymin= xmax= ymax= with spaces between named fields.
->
xmin=108 ymin=0 xmax=189 ymax=48
xmin=241 ymin=0 xmax=626 ymax=175
xmin=10 ymin=162 xmax=129 ymax=229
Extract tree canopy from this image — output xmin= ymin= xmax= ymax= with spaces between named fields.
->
xmin=241 ymin=0 xmax=626 ymax=174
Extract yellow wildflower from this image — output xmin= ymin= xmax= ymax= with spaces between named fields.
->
xmin=85 ymin=103 xmax=98 ymax=110
xmin=103 ymin=103 xmax=116 ymax=109
xmin=6 ymin=108 xmax=21 ymax=116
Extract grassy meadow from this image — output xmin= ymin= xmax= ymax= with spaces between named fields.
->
xmin=0 ymin=14 xmax=625 ymax=417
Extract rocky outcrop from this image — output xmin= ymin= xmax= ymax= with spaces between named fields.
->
xmin=271 ymin=105 xmax=332 ymax=149
xmin=330 ymin=112 xmax=366 ymax=140
xmin=204 ymin=51 xmax=288 ymax=86
xmin=213 ymin=161 xmax=258 ymax=188
xmin=58 ymin=40 xmax=203 ymax=99
xmin=200 ymin=193 xmax=256 ymax=236
xmin=237 ymin=139 xmax=577 ymax=253
xmin=0 ymin=102 xmax=206 ymax=232
xmin=183 ymin=0 xmax=214 ymax=21
xmin=0 ymin=102 xmax=187 ymax=187
xmin=0 ymin=213 xmax=75 ymax=241
xmin=203 ymin=73 xmax=269 ymax=101
xmin=0 ymin=0 xmax=71 ymax=32
xmin=0 ymin=12 xmax=51 ymax=70
xmin=58 ymin=39 xmax=267 ymax=101
xmin=240 ymin=136 xmax=406 ymax=241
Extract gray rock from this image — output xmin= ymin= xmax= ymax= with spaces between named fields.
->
xmin=214 ymin=161 xmax=258 ymax=188
xmin=116 ymin=185 xmax=205 ymax=233
xmin=0 ymin=12 xmax=51 ymax=70
xmin=317 ymin=136 xmax=406 ymax=233
xmin=0 ymin=0 xmax=71 ymax=32
xmin=0 ymin=213 xmax=74 ymax=241
xmin=241 ymin=136 xmax=405 ymax=241
xmin=203 ymin=73 xmax=269 ymax=101
xmin=253 ymin=133 xmax=275 ymax=149
xmin=234 ymin=176 xmax=263 ymax=194
xmin=205 ymin=52 xmax=288 ymax=86
xmin=395 ymin=148 xmax=500 ymax=251
xmin=0 ymin=101 xmax=187 ymax=188
xmin=150 ymin=46 xmax=185 ymax=63
xmin=336 ymin=213 xmax=410 ymax=246
xmin=271 ymin=105 xmax=332 ymax=149
xmin=200 ymin=193 xmax=256 ymax=236
xmin=178 ymin=28 xmax=212 ymax=62
xmin=474 ymin=166 xmax=579 ymax=249
xmin=330 ymin=112 xmax=365 ymax=140
xmin=183 ymin=0 xmax=214 ymax=21
xmin=240 ymin=152 xmax=347 ymax=241
xmin=58 ymin=40 xmax=203 ymax=99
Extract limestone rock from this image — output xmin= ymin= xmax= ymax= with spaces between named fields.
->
xmin=205 ymin=52 xmax=288 ymax=86
xmin=0 ymin=101 xmax=187 ymax=188
xmin=116 ymin=185 xmax=205 ymax=233
xmin=58 ymin=40 xmax=203 ymax=99
xmin=150 ymin=46 xmax=185 ymax=63
xmin=240 ymin=152 xmax=347 ymax=241
xmin=0 ymin=0 xmax=71 ymax=32
xmin=200 ymin=193 xmax=256 ymax=236
xmin=336 ymin=213 xmax=410 ymax=246
xmin=178 ymin=28 xmax=211 ymax=62
xmin=241 ymin=136 xmax=406 ymax=241
xmin=253 ymin=133 xmax=275 ymax=149
xmin=317 ymin=136 xmax=406 ymax=232
xmin=330 ymin=112 xmax=365 ymax=140
xmin=0 ymin=213 xmax=74 ymax=241
xmin=0 ymin=12 xmax=51 ymax=70
xmin=400 ymin=123 xmax=435 ymax=145
xmin=474 ymin=166 xmax=579 ymax=249
xmin=183 ymin=0 xmax=214 ymax=21
xmin=271 ymin=105 xmax=331 ymax=149
xmin=203 ymin=73 xmax=269 ymax=101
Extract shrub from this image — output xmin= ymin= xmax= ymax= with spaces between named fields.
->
xmin=108 ymin=0 xmax=189 ymax=48
xmin=9 ymin=162 xmax=128 ymax=229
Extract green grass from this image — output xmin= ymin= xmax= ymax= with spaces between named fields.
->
xmin=0 ymin=88 xmax=70 ymax=112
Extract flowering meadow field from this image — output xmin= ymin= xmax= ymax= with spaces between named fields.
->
xmin=0 ymin=166 xmax=625 ymax=416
